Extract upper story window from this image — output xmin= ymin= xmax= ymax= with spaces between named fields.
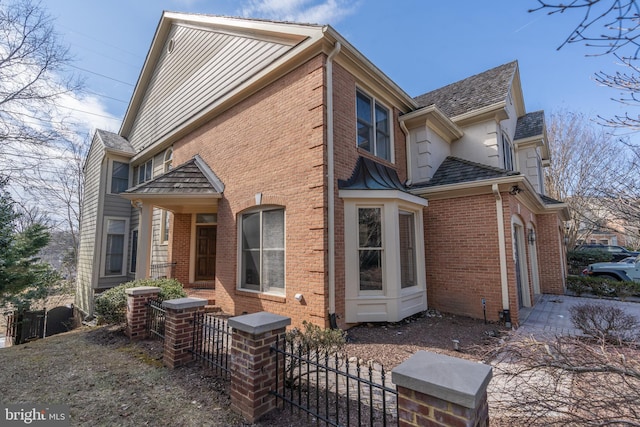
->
xmin=239 ymin=207 xmax=285 ymax=295
xmin=357 ymin=90 xmax=391 ymax=162
xmin=102 ymin=217 xmax=128 ymax=277
xmin=110 ymin=161 xmax=129 ymax=194
xmin=136 ymin=159 xmax=153 ymax=185
xmin=163 ymin=148 xmax=173 ymax=172
xmin=501 ymin=133 xmax=514 ymax=171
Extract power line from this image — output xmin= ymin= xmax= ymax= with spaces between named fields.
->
xmin=67 ymin=64 xmax=135 ymax=87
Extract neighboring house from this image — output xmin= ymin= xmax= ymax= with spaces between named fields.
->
xmin=76 ymin=12 xmax=569 ymax=328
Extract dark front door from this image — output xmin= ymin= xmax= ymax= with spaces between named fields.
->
xmin=195 ymin=225 xmax=216 ymax=281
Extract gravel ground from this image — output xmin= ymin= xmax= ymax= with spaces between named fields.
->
xmin=0 ymin=312 xmax=505 ymax=426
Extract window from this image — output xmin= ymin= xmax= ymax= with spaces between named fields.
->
xmin=104 ymin=218 xmax=127 ymax=276
xmin=110 ymin=161 xmax=129 ymax=193
xmin=399 ymin=211 xmax=416 ymax=288
xmin=501 ymin=133 xmax=514 ymax=171
xmin=358 ymin=207 xmax=383 ymax=291
xmin=163 ymin=148 xmax=173 ymax=172
xmin=136 ymin=159 xmax=153 ymax=185
xmin=357 ymin=90 xmax=391 ymax=161
xmin=240 ymin=208 xmax=285 ymax=294
xmin=161 ymin=211 xmax=171 ymax=243
xmin=130 ymin=229 xmax=138 ymax=274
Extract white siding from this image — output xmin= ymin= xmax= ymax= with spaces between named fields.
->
xmin=409 ymin=125 xmax=451 ymax=185
xmin=126 ymin=24 xmax=292 ymax=151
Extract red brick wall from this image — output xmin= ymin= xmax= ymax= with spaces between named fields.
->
xmin=425 ymin=194 xmax=504 ymax=321
xmin=331 ymin=63 xmax=408 ymax=328
xmin=170 ymin=213 xmax=191 ymax=286
xmin=172 ymin=55 xmax=328 ymax=329
xmin=537 ymin=213 xmax=567 ymax=295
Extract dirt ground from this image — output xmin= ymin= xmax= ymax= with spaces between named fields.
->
xmin=0 ymin=310 xmax=505 ymax=426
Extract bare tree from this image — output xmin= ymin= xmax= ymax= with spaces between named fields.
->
xmin=491 ymin=335 xmax=640 ymax=426
xmin=530 ymin=1 xmax=640 ymax=129
xmin=0 ymin=0 xmax=80 ymax=150
xmin=544 ymin=110 xmax=633 ymax=247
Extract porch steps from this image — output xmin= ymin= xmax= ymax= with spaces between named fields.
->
xmin=185 ymin=288 xmax=216 ymax=306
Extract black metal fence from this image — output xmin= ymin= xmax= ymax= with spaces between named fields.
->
xmin=150 ymin=262 xmax=177 ymax=279
xmin=190 ymin=312 xmax=232 ymax=378
xmin=146 ymin=299 xmax=166 ymax=341
xmin=270 ymin=335 xmax=398 ymax=427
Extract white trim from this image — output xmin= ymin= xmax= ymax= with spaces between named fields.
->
xmin=511 ymin=217 xmax=532 ymax=308
xmin=99 ymin=216 xmax=130 ymax=278
xmin=343 ymin=195 xmax=427 ymax=323
xmin=339 ymin=189 xmax=428 ymax=207
xmin=236 ymin=206 xmax=286 ymax=295
xmin=129 ymin=227 xmax=139 ymax=275
xmin=492 ymin=184 xmax=510 ymax=310
xmin=355 ymin=87 xmax=395 ymax=164
xmin=106 ymin=158 xmax=130 ymax=195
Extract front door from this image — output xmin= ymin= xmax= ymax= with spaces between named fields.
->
xmin=195 ymin=225 xmax=216 ymax=281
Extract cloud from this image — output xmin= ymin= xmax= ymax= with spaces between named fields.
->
xmin=239 ymin=0 xmax=359 ymax=25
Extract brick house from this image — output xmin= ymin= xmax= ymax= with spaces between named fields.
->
xmin=76 ymin=12 xmax=569 ymax=329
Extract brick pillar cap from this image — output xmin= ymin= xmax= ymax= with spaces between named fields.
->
xmin=125 ymin=286 xmax=161 ymax=295
xmin=162 ymin=297 xmax=207 ymax=310
xmin=228 ymin=311 xmax=291 ymax=335
xmin=392 ymin=350 xmax=492 ymax=409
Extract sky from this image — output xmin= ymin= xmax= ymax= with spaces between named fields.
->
xmin=40 ymin=0 xmax=638 ymax=140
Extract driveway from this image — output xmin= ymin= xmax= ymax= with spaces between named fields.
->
xmin=517 ymin=293 xmax=640 ymax=338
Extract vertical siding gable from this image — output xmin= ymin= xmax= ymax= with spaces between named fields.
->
xmin=127 ymin=24 xmax=294 ymax=151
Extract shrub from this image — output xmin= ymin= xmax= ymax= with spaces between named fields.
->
xmin=567 ymin=250 xmax=613 ymax=275
xmin=569 ymin=303 xmax=639 ymax=343
xmin=94 ymin=278 xmax=186 ymax=325
xmin=565 ymin=275 xmax=640 ymax=299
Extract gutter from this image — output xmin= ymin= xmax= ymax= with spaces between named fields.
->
xmin=326 ymin=41 xmax=341 ymax=328
xmin=492 ymin=184 xmax=510 ymax=311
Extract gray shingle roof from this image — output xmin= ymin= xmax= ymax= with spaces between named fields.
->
xmin=514 ymin=110 xmax=545 ymax=140
xmin=124 ymin=155 xmax=224 ymax=195
xmin=412 ymin=156 xmax=519 ymax=188
xmin=540 ymin=194 xmax=564 ymax=205
xmin=413 ymin=61 xmax=518 ymax=118
xmin=96 ymin=129 xmax=135 ymax=154
xmin=338 ymin=156 xmax=406 ymax=191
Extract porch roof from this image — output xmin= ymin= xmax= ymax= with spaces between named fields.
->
xmin=120 ymin=155 xmax=224 ymax=213
xmin=338 ymin=156 xmax=407 ymax=191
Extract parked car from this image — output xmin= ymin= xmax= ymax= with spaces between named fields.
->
xmin=582 ymin=255 xmax=640 ymax=281
xmin=574 ymin=244 xmax=640 ymax=262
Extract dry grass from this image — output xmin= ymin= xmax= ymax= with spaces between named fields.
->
xmin=0 ymin=312 xmax=506 ymax=426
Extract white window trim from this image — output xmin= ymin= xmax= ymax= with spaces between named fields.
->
xmin=163 ymin=148 xmax=173 ymax=173
xmin=106 ymin=158 xmax=130 ymax=195
xmin=236 ymin=206 xmax=286 ymax=296
xmin=100 ymin=216 xmax=129 ymax=278
xmin=501 ymin=132 xmax=514 ymax=171
xmin=356 ymin=87 xmax=394 ymax=163
xmin=136 ymin=158 xmax=154 ymax=185
xmin=356 ymin=205 xmax=386 ymax=296
xmin=160 ymin=210 xmax=171 ymax=245
xmin=342 ymin=191 xmax=427 ymax=323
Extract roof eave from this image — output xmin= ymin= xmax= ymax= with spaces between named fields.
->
xmin=451 ymin=101 xmax=508 ymax=127
xmin=400 ymin=105 xmax=464 ymax=143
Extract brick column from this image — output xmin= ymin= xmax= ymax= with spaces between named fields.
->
xmin=125 ymin=286 xmax=160 ymax=340
xmin=228 ymin=312 xmax=291 ymax=423
xmin=162 ymin=297 xmax=207 ymax=369
xmin=392 ymin=350 xmax=492 ymax=427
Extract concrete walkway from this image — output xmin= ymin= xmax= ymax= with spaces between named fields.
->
xmin=517 ymin=293 xmax=640 ymax=339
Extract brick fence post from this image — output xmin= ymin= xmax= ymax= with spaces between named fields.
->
xmin=392 ymin=350 xmax=492 ymax=427
xmin=125 ymin=286 xmax=160 ymax=340
xmin=162 ymin=297 xmax=207 ymax=369
xmin=227 ymin=311 xmax=291 ymax=423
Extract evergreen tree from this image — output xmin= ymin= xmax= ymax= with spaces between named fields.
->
xmin=0 ymin=178 xmax=57 ymax=308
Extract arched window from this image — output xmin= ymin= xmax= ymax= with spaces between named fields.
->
xmin=163 ymin=148 xmax=173 ymax=172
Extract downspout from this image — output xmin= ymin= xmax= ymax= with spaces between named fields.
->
xmin=326 ymin=41 xmax=341 ymax=328
xmin=492 ymin=184 xmax=510 ymax=311
xmin=399 ymin=120 xmax=412 ymax=185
